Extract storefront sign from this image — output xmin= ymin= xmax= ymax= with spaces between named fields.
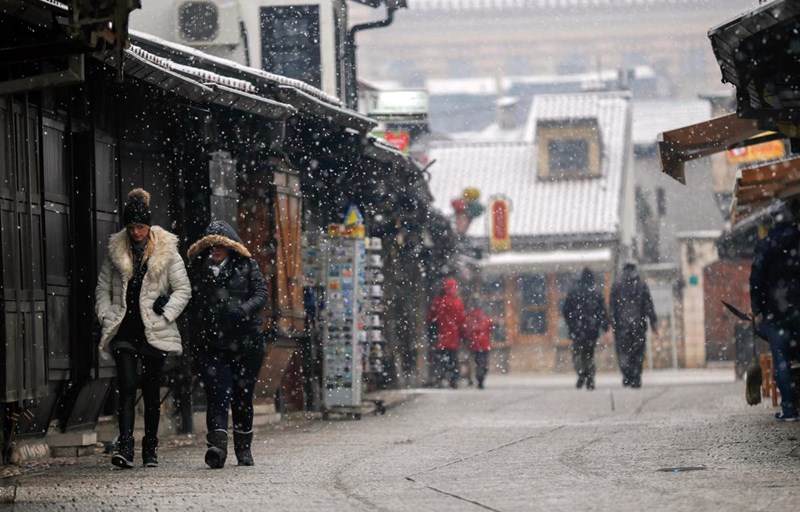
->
xmin=328 ymin=224 xmax=366 ymax=238
xmin=372 ymin=130 xmax=411 ymax=154
xmin=727 ymin=139 xmax=785 ymax=164
xmin=489 ymin=198 xmax=511 ymax=252
xmin=365 ymin=90 xmax=429 ymax=116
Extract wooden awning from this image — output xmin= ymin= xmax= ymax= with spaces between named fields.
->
xmin=658 ymin=113 xmax=780 ymax=184
xmin=730 ymin=158 xmax=800 ymax=225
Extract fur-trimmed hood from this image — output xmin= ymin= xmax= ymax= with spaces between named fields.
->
xmin=107 ymin=225 xmax=179 ymax=281
xmin=187 ymin=220 xmax=252 ymax=260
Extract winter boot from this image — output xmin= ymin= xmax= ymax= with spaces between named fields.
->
xmin=111 ymin=435 xmax=134 ymax=469
xmin=233 ymin=430 xmax=255 ymax=466
xmin=142 ymin=436 xmax=159 ymax=468
xmin=576 ymin=376 xmax=585 ymax=389
xmin=586 ymin=377 xmax=595 ymax=390
xmin=205 ymin=430 xmax=228 ymax=469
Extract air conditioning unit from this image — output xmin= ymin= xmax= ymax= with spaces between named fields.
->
xmin=175 ymin=0 xmax=240 ymax=46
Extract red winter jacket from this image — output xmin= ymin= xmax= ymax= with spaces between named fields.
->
xmin=427 ymin=278 xmax=466 ymax=351
xmin=464 ymin=307 xmax=493 ymax=352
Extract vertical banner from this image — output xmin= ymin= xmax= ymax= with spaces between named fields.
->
xmin=489 ymin=197 xmax=511 ymax=252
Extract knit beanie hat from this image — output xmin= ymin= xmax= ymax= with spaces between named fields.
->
xmin=123 ymin=188 xmax=152 ymax=226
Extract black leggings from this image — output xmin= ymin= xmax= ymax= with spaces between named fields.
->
xmin=114 ymin=350 xmax=166 ymax=440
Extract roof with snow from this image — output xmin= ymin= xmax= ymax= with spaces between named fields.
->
xmin=632 ymin=99 xmax=712 ymax=147
xmin=428 ymin=91 xmax=631 ymax=240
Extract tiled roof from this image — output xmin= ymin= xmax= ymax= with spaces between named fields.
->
xmin=428 ymin=92 xmax=631 ymax=240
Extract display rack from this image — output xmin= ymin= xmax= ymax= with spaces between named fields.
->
xmin=322 ymin=223 xmax=366 ymax=419
xmin=362 ymin=237 xmax=385 ymax=382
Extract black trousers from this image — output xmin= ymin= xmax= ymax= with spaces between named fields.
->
xmin=201 ymin=342 xmax=265 ymax=433
xmin=571 ymin=336 xmax=598 ymax=381
xmin=473 ymin=351 xmax=489 ymax=384
xmin=434 ymin=349 xmax=459 ymax=387
xmin=113 ymin=349 xmax=166 ymax=440
xmin=615 ymin=329 xmax=646 ymax=386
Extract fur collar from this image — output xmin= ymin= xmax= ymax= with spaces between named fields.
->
xmin=187 ymin=234 xmax=252 ymax=260
xmin=108 ymin=226 xmax=179 ymax=282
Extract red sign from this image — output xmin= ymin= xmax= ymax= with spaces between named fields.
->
xmin=384 ymin=131 xmax=411 ymax=154
xmin=490 ymin=198 xmax=510 ymax=251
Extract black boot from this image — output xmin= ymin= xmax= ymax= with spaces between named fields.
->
xmin=233 ymin=431 xmax=254 ymax=466
xmin=111 ymin=435 xmax=134 ymax=469
xmin=205 ymin=430 xmax=228 ymax=469
xmin=142 ymin=436 xmax=159 ymax=468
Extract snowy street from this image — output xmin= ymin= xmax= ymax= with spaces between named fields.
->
xmin=6 ymin=370 xmax=799 ymax=511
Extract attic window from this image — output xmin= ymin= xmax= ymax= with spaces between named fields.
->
xmin=536 ymin=118 xmax=602 ymax=180
xmin=548 ymin=139 xmax=589 ymax=177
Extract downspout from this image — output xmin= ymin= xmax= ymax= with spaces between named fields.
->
xmin=344 ymin=5 xmax=398 ymax=111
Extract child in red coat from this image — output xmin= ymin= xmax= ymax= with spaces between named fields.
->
xmin=464 ymin=302 xmax=493 ymax=389
xmin=427 ymin=278 xmax=466 ymax=388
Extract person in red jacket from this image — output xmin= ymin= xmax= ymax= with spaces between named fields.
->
xmin=427 ymin=278 xmax=466 ymax=388
xmin=464 ymin=300 xmax=494 ymax=389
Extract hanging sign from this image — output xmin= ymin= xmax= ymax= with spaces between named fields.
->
xmin=329 ymin=205 xmax=366 ymax=238
xmin=489 ymin=197 xmax=511 ymax=252
xmin=344 ymin=204 xmax=364 ymax=226
xmin=727 ymin=140 xmax=785 ymax=164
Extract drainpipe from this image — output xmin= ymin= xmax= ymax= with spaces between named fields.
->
xmin=344 ymin=4 xmax=399 ymax=111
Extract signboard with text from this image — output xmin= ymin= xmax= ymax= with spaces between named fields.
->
xmin=489 ymin=198 xmax=511 ymax=252
xmin=727 ymin=139 xmax=785 ymax=164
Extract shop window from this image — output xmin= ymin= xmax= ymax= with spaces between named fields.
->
xmin=520 ymin=311 xmax=547 ymax=334
xmin=483 ymin=276 xmax=507 ymax=343
xmin=537 ymin=119 xmax=602 ymax=180
xmin=519 ymin=274 xmax=547 ymax=305
xmin=518 ymin=274 xmax=549 ymax=336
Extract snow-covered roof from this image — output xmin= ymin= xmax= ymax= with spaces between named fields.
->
xmin=127 ymin=45 xmax=258 ymax=94
xmin=428 ymin=91 xmax=631 ymax=240
xmin=408 ymin=0 xmax=706 ymax=11
xmin=480 ymin=248 xmax=613 ymax=274
xmin=632 ymin=99 xmax=712 ymax=147
xmin=129 ymin=30 xmax=342 ymax=107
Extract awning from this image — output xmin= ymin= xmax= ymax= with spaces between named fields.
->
xmin=479 ymin=248 xmax=613 ymax=276
xmin=119 ymin=48 xmax=295 ymax=120
xmin=657 ymin=113 xmax=779 ymax=183
xmin=730 ymin=157 xmax=800 ymax=225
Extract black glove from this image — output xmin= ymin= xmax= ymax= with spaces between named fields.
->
xmin=226 ymin=307 xmax=246 ymax=327
xmin=153 ymin=295 xmax=169 ymax=315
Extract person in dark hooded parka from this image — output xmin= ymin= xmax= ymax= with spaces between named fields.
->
xmin=562 ymin=268 xmax=609 ymax=390
xmin=610 ymin=262 xmax=657 ymax=388
xmin=750 ymin=202 xmax=800 ymax=421
xmin=188 ymin=220 xmax=268 ymax=468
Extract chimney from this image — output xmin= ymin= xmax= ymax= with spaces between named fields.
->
xmin=496 ymin=96 xmax=519 ymax=130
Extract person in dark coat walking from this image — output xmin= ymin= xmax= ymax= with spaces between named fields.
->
xmin=95 ymin=188 xmax=191 ymax=469
xmin=562 ymin=268 xmax=609 ymax=390
xmin=610 ymin=262 xmax=657 ymax=388
xmin=427 ymin=278 xmax=466 ymax=388
xmin=750 ymin=203 xmax=800 ymax=421
xmin=188 ymin=220 xmax=268 ymax=468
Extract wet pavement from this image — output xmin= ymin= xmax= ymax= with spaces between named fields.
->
xmin=3 ymin=370 xmax=799 ymax=511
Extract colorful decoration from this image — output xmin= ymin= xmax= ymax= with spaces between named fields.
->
xmin=453 ymin=187 xmax=484 ymax=234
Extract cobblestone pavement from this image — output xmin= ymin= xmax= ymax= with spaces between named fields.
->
xmin=4 ymin=370 xmax=800 ymax=512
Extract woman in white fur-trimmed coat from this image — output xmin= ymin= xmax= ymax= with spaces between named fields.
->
xmin=95 ymin=188 xmax=191 ymax=469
